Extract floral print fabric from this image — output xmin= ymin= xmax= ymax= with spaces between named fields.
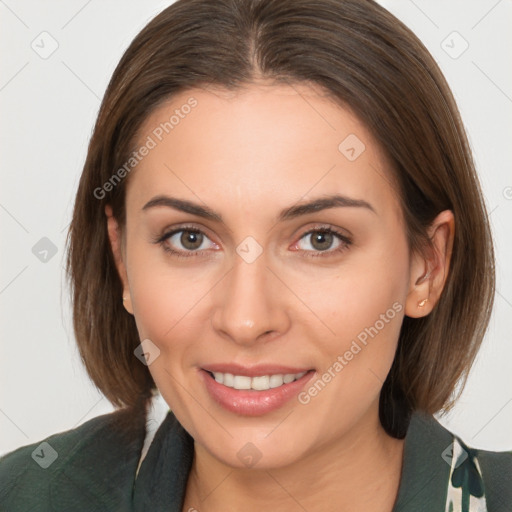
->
xmin=445 ymin=436 xmax=487 ymax=512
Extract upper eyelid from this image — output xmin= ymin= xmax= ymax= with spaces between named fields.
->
xmin=159 ymin=225 xmax=214 ymax=243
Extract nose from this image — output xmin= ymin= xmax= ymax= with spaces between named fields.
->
xmin=210 ymin=252 xmax=290 ymax=347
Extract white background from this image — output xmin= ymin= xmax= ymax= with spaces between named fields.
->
xmin=1 ymin=0 xmax=511 ymax=455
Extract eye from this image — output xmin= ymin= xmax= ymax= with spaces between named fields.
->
xmin=294 ymin=226 xmax=352 ymax=258
xmin=152 ymin=225 xmax=217 ymax=259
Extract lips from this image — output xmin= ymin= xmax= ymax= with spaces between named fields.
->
xmin=199 ymin=364 xmax=315 ymax=416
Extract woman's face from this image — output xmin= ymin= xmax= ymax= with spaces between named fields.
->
xmin=112 ymin=82 xmax=418 ymax=469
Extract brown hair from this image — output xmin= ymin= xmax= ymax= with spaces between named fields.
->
xmin=65 ymin=0 xmax=495 ymax=437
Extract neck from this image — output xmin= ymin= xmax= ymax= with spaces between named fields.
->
xmin=182 ymin=403 xmax=406 ymax=512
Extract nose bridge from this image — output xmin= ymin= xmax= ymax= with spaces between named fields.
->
xmin=211 ymin=248 xmax=288 ymax=344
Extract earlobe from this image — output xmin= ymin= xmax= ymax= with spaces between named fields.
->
xmin=405 ymin=258 xmax=432 ymax=318
xmin=105 ymin=204 xmax=133 ymax=315
xmin=404 ymin=210 xmax=455 ymax=319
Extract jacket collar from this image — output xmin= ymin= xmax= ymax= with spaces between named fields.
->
xmin=133 ymin=411 xmax=194 ymax=511
xmin=132 ymin=409 xmax=452 ymax=511
xmin=392 ymin=410 xmax=452 ymax=510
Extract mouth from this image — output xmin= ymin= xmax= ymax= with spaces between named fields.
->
xmin=199 ymin=366 xmax=315 ymax=416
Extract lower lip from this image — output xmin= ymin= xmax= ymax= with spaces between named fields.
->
xmin=200 ymin=369 xmax=315 ymax=416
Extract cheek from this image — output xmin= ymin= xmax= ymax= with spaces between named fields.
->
xmin=126 ymin=245 xmax=219 ymax=386
xmin=127 ymin=238 xmax=203 ymax=330
xmin=299 ymin=230 xmax=409 ymax=392
xmin=308 ymin=230 xmax=409 ymax=346
xmin=125 ymin=253 xmax=208 ymax=413
xmin=300 ymin=231 xmax=409 ymax=418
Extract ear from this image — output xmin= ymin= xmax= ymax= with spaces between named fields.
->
xmin=105 ymin=204 xmax=133 ymax=315
xmin=405 ymin=209 xmax=455 ymax=318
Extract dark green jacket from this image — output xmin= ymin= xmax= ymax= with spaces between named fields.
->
xmin=0 ymin=408 xmax=511 ymax=511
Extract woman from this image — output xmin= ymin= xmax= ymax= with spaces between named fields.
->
xmin=1 ymin=0 xmax=510 ymax=510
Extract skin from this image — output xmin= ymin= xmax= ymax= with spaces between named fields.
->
xmin=106 ymin=81 xmax=454 ymax=512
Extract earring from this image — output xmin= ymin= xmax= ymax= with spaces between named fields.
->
xmin=418 ymin=298 xmax=429 ymax=308
xmin=122 ymin=296 xmax=127 ymax=302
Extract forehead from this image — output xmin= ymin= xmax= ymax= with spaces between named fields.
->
xmin=127 ymin=82 xmax=400 ymax=221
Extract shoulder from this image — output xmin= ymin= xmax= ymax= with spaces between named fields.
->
xmin=0 ymin=407 xmax=146 ymax=512
xmin=401 ymin=410 xmax=512 ymax=511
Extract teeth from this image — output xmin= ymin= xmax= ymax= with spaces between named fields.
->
xmin=233 ymin=375 xmax=252 ymax=389
xmin=269 ymin=374 xmax=284 ymax=388
xmin=210 ymin=371 xmax=307 ymax=391
xmin=251 ymin=376 xmax=269 ymax=390
xmin=224 ymin=373 xmax=234 ymax=387
xmin=283 ymin=373 xmax=296 ymax=384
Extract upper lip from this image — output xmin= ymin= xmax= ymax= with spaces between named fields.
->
xmin=201 ymin=364 xmax=314 ymax=377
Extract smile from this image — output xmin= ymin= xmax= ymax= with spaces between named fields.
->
xmin=200 ymin=367 xmax=315 ymax=416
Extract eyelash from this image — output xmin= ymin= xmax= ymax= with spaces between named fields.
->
xmin=152 ymin=224 xmax=352 ymax=260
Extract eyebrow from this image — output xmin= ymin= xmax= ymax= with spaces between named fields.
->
xmin=141 ymin=193 xmax=376 ymax=222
